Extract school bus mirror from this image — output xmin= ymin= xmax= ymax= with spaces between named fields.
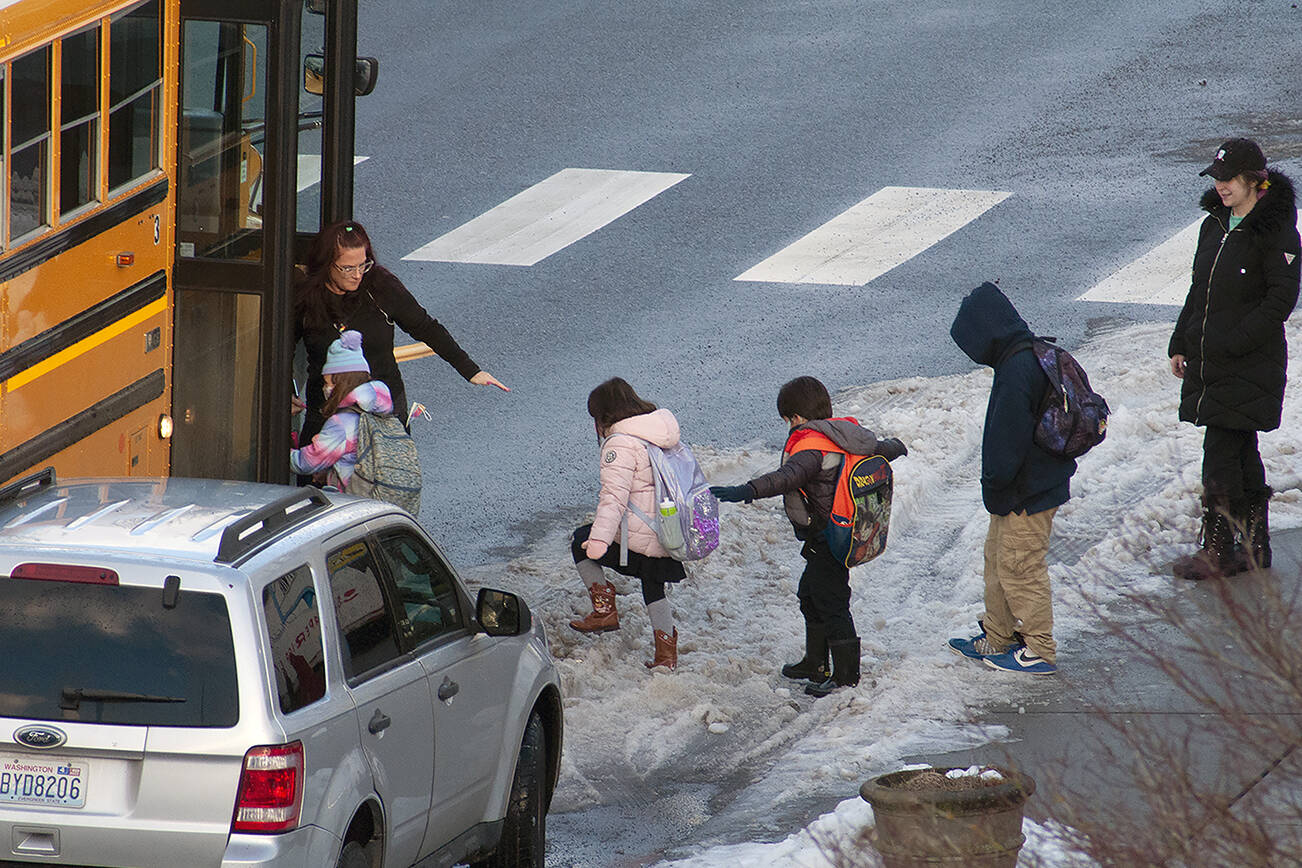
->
xmin=355 ymin=57 xmax=379 ymax=96
xmin=303 ymin=54 xmax=379 ymax=97
xmin=303 ymin=54 xmax=325 ymax=96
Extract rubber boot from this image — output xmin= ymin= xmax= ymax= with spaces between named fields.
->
xmin=645 ymin=628 xmax=678 ymax=671
xmin=781 ymin=622 xmax=829 ymax=681
xmin=1244 ymin=487 xmax=1272 ymax=569
xmin=569 ymin=582 xmax=619 ymax=633
xmin=1173 ymin=503 xmax=1243 ymax=581
xmin=805 ymin=638 xmax=861 ymax=697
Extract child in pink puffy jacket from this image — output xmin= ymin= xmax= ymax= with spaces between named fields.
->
xmin=290 ymin=330 xmax=393 ymax=491
xmin=570 ymin=378 xmax=685 ymax=671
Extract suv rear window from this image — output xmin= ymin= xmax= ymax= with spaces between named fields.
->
xmin=0 ymin=576 xmax=239 ymax=727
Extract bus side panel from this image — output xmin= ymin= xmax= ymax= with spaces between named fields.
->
xmin=1 ymin=202 xmax=173 ymax=483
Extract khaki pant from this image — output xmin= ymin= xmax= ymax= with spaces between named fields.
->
xmin=983 ymin=507 xmax=1057 ymax=663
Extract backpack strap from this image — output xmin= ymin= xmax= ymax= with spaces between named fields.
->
xmin=600 ymin=432 xmax=656 ymax=568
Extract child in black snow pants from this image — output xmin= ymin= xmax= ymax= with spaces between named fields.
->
xmin=711 ymin=376 xmax=906 ymax=697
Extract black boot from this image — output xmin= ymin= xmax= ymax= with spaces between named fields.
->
xmin=782 ymin=623 xmax=829 ymax=681
xmin=1173 ymin=500 xmax=1244 ymax=581
xmin=1244 ymin=487 xmax=1272 ymax=569
xmin=805 ymin=638 xmax=860 ymax=697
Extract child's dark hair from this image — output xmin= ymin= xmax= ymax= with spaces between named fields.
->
xmin=588 ymin=378 xmax=657 ymax=431
xmin=777 ymin=376 xmax=832 ymax=420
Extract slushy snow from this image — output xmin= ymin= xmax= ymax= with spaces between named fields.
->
xmin=462 ymin=317 xmax=1302 ymax=867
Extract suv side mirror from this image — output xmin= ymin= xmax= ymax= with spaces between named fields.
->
xmin=303 ymin=54 xmax=379 ymax=97
xmin=476 ymin=588 xmax=531 ymax=636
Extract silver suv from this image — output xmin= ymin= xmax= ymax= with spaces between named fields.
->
xmin=0 ymin=471 xmax=562 ymax=868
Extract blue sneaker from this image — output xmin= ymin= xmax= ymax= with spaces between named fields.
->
xmin=983 ymin=646 xmax=1057 ymax=675
xmin=947 ymin=633 xmax=1005 ymax=660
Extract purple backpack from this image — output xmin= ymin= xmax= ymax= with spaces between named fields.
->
xmin=1031 ymin=338 xmax=1109 ymax=459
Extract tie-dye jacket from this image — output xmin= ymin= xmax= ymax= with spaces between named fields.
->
xmin=290 ymin=381 xmax=394 ymax=490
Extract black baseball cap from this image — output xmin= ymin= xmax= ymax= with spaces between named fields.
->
xmin=1199 ymin=138 xmax=1266 ymax=181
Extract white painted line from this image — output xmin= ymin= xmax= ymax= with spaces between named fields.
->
xmin=402 ymin=168 xmax=690 ymax=266
xmin=1078 ymin=210 xmax=1302 ymax=306
xmin=296 ymin=155 xmax=370 ymax=193
xmin=1077 ymin=219 xmax=1200 ymax=306
xmin=735 ymin=186 xmax=1011 ymax=286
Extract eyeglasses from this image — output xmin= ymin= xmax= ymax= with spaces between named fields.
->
xmin=334 ymin=259 xmax=374 ymax=277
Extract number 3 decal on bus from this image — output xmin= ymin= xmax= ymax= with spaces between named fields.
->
xmin=154 ymin=215 xmax=161 ymax=245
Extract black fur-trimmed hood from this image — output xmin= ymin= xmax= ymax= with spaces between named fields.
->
xmin=1199 ymin=169 xmax=1298 ymax=238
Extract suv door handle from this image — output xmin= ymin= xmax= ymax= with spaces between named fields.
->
xmin=437 ymin=677 xmax=459 ymax=701
xmin=368 ymin=709 xmax=391 ymax=734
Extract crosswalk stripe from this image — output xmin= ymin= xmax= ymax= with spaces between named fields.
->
xmin=402 ymin=168 xmax=690 ymax=266
xmin=296 ymin=155 xmax=370 ymax=193
xmin=1077 ymin=219 xmax=1200 ymax=306
xmin=1078 ymin=210 xmax=1302 ymax=306
xmin=734 ymin=186 xmax=1011 ymax=286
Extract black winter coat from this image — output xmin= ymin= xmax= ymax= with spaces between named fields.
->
xmin=1168 ymin=171 xmax=1301 ymax=431
xmin=951 ymin=282 xmax=1075 ymax=516
xmin=296 ymin=267 xmax=481 ymax=440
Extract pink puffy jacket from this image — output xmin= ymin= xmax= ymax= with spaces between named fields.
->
xmin=588 ymin=408 xmax=680 ymax=558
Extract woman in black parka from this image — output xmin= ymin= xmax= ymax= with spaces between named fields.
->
xmin=294 ymin=221 xmax=508 ymax=447
xmin=1169 ymin=138 xmax=1301 ymax=580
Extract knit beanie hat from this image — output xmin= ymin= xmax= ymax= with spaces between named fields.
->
xmin=322 ymin=330 xmax=370 ymax=375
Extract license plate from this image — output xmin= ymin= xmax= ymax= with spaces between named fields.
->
xmin=0 ymin=755 xmax=87 ymax=808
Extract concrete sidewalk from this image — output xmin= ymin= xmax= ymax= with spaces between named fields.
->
xmin=916 ymin=526 xmax=1302 ymax=860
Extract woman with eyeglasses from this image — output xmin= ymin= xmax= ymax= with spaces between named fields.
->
xmin=294 ymin=220 xmax=508 ymax=445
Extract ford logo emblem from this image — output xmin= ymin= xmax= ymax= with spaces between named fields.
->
xmin=14 ymin=725 xmax=67 ymax=750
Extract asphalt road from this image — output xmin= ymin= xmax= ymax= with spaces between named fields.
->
xmin=351 ymin=0 xmax=1302 ymax=567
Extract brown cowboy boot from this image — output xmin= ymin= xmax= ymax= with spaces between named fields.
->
xmin=645 ymin=628 xmax=678 ymax=671
xmin=569 ymin=582 xmax=619 ymax=633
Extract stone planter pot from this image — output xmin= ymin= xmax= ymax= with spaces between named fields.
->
xmin=859 ymin=766 xmax=1035 ymax=868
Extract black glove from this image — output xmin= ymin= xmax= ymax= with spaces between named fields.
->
xmin=710 ymin=483 xmax=755 ymax=504
xmin=877 ymin=437 xmax=907 ymax=460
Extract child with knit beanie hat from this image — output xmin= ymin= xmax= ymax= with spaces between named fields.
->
xmin=291 ymin=330 xmax=395 ymax=491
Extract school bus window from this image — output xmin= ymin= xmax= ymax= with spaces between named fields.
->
xmin=61 ymin=25 xmax=103 ymax=215
xmin=10 ymin=46 xmax=52 ymax=242
xmin=177 ymin=21 xmax=268 ymax=261
xmin=108 ymin=0 xmax=162 ymax=192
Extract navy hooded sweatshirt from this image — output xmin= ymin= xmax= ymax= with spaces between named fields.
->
xmin=950 ymin=282 xmax=1075 ymax=516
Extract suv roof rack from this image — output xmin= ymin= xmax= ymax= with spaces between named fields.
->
xmin=215 ymin=487 xmax=332 ymax=565
xmin=0 ymin=467 xmax=57 ymax=509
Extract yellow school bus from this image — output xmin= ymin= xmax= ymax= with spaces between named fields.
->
xmin=0 ymin=0 xmax=374 ymax=485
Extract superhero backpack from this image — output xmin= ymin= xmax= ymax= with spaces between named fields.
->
xmin=788 ymin=429 xmax=893 ymax=569
xmin=1030 ymin=337 xmax=1109 ymax=459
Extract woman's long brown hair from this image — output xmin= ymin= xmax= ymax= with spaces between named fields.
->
xmin=295 ymin=220 xmax=380 ymax=330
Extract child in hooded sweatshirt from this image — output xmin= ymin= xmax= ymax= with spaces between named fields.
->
xmin=569 ymin=378 xmax=686 ymax=671
xmin=946 ymin=282 xmax=1076 ymax=676
xmin=710 ymin=376 xmax=907 ymax=697
xmin=290 ymin=330 xmax=394 ymax=491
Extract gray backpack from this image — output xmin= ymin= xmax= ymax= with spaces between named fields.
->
xmin=347 ymin=409 xmax=422 ymax=516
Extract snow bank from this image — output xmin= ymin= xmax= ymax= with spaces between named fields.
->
xmin=460 ymin=317 xmax=1302 ymax=865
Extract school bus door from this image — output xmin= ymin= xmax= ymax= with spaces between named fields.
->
xmin=171 ymin=0 xmax=299 ymax=481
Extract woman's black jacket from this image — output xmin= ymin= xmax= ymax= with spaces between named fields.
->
xmin=1168 ymin=170 xmax=1301 ymax=431
xmin=296 ymin=267 xmax=480 ymax=439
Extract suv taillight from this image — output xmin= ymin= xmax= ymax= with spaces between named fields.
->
xmin=231 ymin=742 xmax=304 ymax=833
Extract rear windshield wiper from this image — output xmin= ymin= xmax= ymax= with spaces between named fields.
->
xmin=60 ymin=688 xmax=187 ymax=711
